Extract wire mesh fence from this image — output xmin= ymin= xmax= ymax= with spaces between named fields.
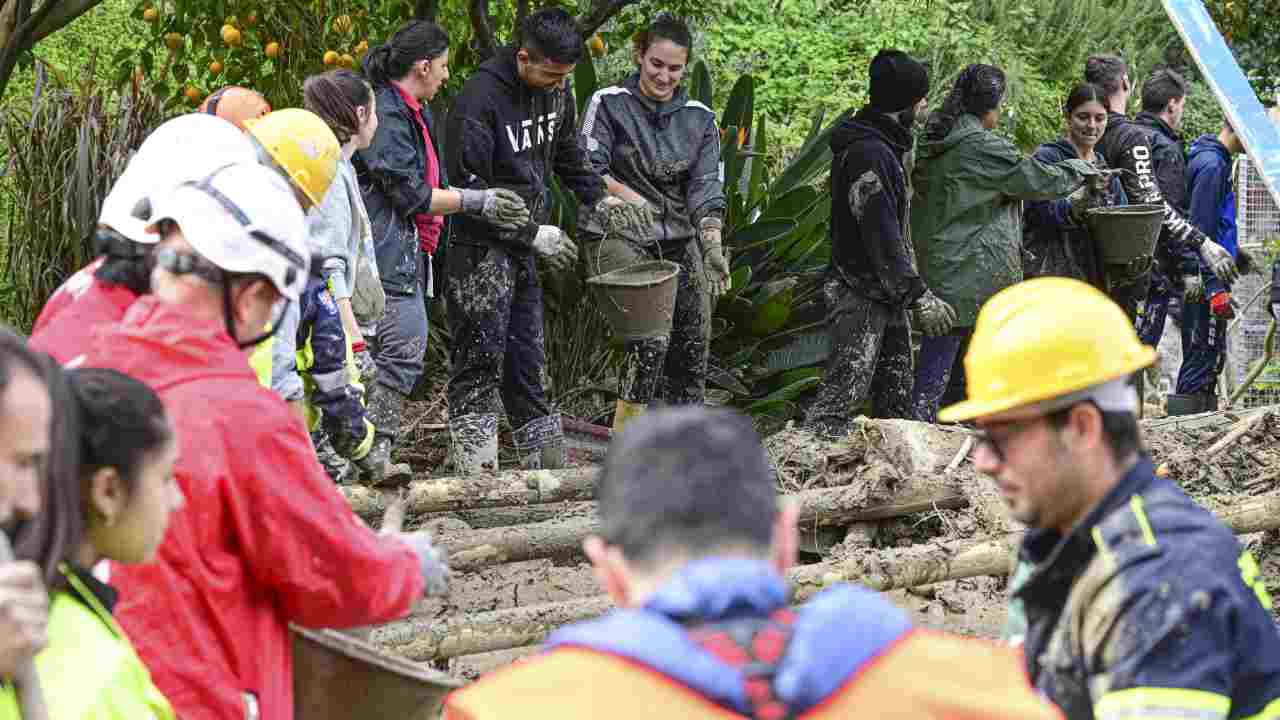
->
xmin=1225 ymin=156 xmax=1280 ymax=407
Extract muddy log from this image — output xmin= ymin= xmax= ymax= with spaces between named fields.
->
xmin=379 ymin=492 xmax=1280 ymax=660
xmin=434 ymin=479 xmax=970 ymax=573
xmin=341 ymin=468 xmax=598 ymax=517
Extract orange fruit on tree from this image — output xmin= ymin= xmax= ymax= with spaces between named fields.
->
xmin=209 ymin=60 xmax=224 ymax=74
xmin=323 ymin=50 xmax=340 ymax=66
xmin=339 ymin=53 xmax=355 ymax=69
xmin=332 ymin=14 xmax=353 ymax=34
xmin=245 ymin=11 xmax=258 ymax=26
xmin=185 ymin=85 xmax=202 ymax=104
xmin=265 ymin=42 xmax=281 ymax=59
xmin=221 ymin=25 xmax=243 ymax=47
xmin=588 ymin=34 xmax=605 ymax=57
xmin=143 ymin=6 xmax=159 ymax=22
xmin=164 ymin=32 xmax=184 ymax=50
xmin=354 ymin=39 xmax=369 ymax=57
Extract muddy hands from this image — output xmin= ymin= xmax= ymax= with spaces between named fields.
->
xmin=597 ymin=196 xmax=656 ymax=244
xmin=459 ymin=188 xmax=531 ymax=230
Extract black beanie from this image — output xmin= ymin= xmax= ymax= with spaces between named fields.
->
xmin=869 ymin=49 xmax=930 ymax=113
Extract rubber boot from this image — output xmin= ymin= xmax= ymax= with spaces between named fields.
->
xmin=448 ymin=413 xmax=499 ymax=474
xmin=358 ymin=386 xmax=413 ymax=486
xmin=611 ymin=399 xmax=647 ymax=434
xmin=513 ymin=413 xmax=568 ymax=470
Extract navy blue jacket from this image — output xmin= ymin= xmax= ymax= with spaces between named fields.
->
xmin=354 ymin=84 xmax=449 ymax=295
xmin=297 ymin=277 xmax=368 ymax=448
xmin=1022 ymin=139 xmax=1125 ymax=289
xmin=1186 ymin=134 xmax=1238 ymax=297
xmin=1016 ymin=455 xmax=1280 ymax=719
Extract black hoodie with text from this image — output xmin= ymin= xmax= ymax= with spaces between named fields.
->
xmin=445 ymin=48 xmax=606 ymax=254
xmin=828 ymin=106 xmax=926 ymax=309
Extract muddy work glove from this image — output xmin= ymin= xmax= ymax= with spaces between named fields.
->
xmin=394 ymin=531 xmax=451 ymax=596
xmin=1198 ymin=240 xmax=1240 ymax=285
xmin=912 ymin=289 xmax=957 ymax=337
xmin=1067 ymin=183 xmax=1104 ymax=224
xmin=458 ymin=188 xmax=530 ymax=231
xmin=700 ymin=217 xmax=731 ymax=297
xmin=353 ymin=346 xmax=378 ymax=395
xmin=596 ymin=196 xmax=655 ymax=244
xmin=532 ymin=225 xmax=578 ymax=272
xmin=1183 ymin=274 xmax=1205 ymax=304
xmin=1237 ymin=246 xmax=1258 ymax=275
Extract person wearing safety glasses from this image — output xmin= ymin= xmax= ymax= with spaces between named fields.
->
xmin=944 ymin=276 xmax=1280 ymax=720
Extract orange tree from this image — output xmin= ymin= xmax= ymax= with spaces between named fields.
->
xmin=119 ymin=0 xmax=712 ymax=112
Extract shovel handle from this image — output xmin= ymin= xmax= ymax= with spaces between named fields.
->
xmin=0 ymin=533 xmax=48 ymax=720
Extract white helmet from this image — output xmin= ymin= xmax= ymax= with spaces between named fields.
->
xmin=146 ymin=162 xmax=310 ymax=301
xmin=100 ymin=114 xmax=258 ymax=244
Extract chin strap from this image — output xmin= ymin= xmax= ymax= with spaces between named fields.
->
xmin=221 ymin=272 xmax=292 ymax=350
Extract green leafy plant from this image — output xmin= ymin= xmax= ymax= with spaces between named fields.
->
xmin=1 ymin=56 xmax=164 ymax=330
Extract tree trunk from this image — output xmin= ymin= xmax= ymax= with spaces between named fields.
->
xmin=423 ymin=478 xmax=970 ymax=572
xmin=375 ymin=491 xmax=1280 ymax=660
xmin=340 ymin=468 xmax=598 ymax=516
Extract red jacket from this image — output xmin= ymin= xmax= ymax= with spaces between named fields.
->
xmin=83 ymin=297 xmax=425 ymax=720
xmin=29 ymin=257 xmax=140 ymax=363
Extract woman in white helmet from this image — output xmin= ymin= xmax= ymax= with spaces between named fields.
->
xmin=73 ymin=162 xmax=448 ymax=720
xmin=29 ymin=114 xmax=257 ymax=364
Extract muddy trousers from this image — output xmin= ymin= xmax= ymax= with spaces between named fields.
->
xmin=445 ymin=243 xmax=552 ymax=428
xmin=803 ymin=285 xmax=913 ymax=436
xmin=1136 ymin=286 xmax=1172 ymax=348
xmin=584 ymin=237 xmax=709 ymax=406
xmin=1175 ymin=299 xmax=1227 ymax=396
xmin=372 ymin=258 xmax=430 ymax=400
xmin=913 ymin=329 xmax=974 ymax=423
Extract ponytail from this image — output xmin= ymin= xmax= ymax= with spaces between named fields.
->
xmin=923 ymin=63 xmax=1007 ymax=143
xmin=304 ymin=70 xmax=373 ymax=145
xmin=361 ymin=20 xmax=450 ymax=87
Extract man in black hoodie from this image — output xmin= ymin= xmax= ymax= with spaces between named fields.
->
xmin=1085 ymin=58 xmax=1238 ymax=331
xmin=445 ymin=7 xmax=614 ymax=473
xmin=803 ymin=49 xmax=952 ymax=437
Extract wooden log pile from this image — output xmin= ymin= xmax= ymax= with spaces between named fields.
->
xmin=338 ymin=409 xmax=1280 ymax=669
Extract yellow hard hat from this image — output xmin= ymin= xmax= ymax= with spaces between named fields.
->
xmin=243 ymin=108 xmax=340 ymax=207
xmin=937 ymin=277 xmax=1156 ymax=423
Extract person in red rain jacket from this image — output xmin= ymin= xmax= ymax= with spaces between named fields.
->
xmin=30 ymin=114 xmax=260 ymax=362
xmin=72 ymin=162 xmax=450 ymax=720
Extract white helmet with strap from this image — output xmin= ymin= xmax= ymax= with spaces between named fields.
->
xmin=100 ymin=114 xmax=259 ymax=244
xmin=145 ymin=162 xmax=310 ymax=301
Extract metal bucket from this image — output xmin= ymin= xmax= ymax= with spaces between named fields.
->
xmin=292 ymin=626 xmax=462 ymax=720
xmin=1086 ymin=203 xmax=1165 ymax=266
xmin=586 ymin=260 xmax=681 ymax=340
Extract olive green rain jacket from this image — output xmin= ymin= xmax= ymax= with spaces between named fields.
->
xmin=911 ymin=113 xmax=1097 ymax=326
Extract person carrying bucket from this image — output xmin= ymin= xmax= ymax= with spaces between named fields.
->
xmin=577 ymin=13 xmax=724 ymax=433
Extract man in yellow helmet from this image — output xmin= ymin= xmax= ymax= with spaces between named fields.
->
xmin=941 ymin=276 xmax=1280 ymax=720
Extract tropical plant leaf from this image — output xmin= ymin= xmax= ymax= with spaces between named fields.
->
xmin=745 ymin=376 xmax=820 ymax=413
xmin=727 ymin=218 xmax=797 ymax=253
xmin=689 ymin=58 xmax=713 ymax=108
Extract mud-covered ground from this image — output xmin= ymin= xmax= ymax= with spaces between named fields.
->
xmin=379 ymin=402 xmax=1280 ymax=680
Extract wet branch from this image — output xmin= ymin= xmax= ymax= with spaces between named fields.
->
xmin=577 ymin=0 xmax=639 ymax=38
xmin=468 ymin=0 xmax=497 ymax=60
xmin=0 ymin=0 xmax=61 ymax=103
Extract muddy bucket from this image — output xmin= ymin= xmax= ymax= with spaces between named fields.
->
xmin=1086 ymin=204 xmax=1165 ymax=266
xmin=586 ymin=260 xmax=681 ymax=340
xmin=292 ymin=625 xmax=462 ymax=720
